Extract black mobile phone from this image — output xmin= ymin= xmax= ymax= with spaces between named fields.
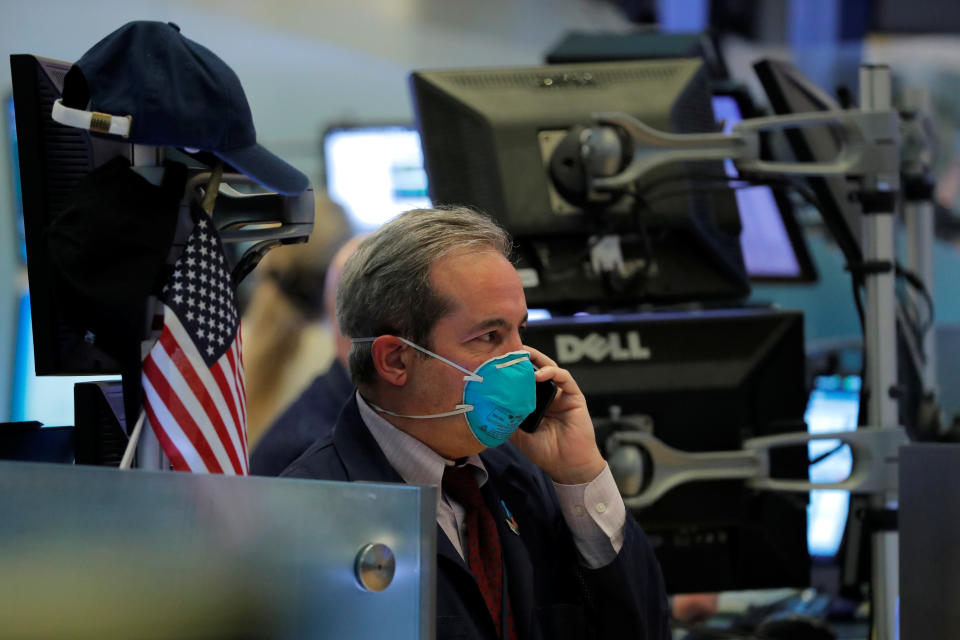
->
xmin=519 ymin=378 xmax=557 ymax=433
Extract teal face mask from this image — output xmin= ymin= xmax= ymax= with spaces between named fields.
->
xmin=352 ymin=336 xmax=537 ymax=448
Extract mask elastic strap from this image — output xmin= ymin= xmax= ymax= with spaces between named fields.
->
xmin=352 ymin=336 xmax=482 ymax=382
xmin=368 ymin=402 xmax=474 ymax=420
xmin=495 ymin=354 xmax=531 ymax=368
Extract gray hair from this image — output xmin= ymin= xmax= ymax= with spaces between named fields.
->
xmin=337 ymin=206 xmax=512 ymax=387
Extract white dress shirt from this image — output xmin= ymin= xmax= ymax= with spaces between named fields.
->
xmin=356 ymin=392 xmax=626 ymax=568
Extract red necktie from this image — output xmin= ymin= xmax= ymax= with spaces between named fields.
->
xmin=442 ymin=464 xmax=518 ymax=640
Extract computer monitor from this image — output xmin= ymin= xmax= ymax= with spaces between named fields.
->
xmin=9 ymin=54 xmax=134 ymax=376
xmin=541 ymin=33 xmax=815 ymax=286
xmin=411 ymin=59 xmax=750 ymax=313
xmin=754 ymin=58 xmax=863 ymax=268
xmin=322 ymin=124 xmax=431 ymax=230
xmin=7 ymin=63 xmax=123 ymax=424
xmin=521 ymin=307 xmax=810 ymax=593
xmin=711 ymin=86 xmax=817 ymax=283
xmin=804 ymin=374 xmax=860 ymax=559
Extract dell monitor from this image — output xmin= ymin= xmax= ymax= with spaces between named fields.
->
xmin=411 ymin=59 xmax=750 ymax=313
xmin=521 ymin=307 xmax=810 ymax=593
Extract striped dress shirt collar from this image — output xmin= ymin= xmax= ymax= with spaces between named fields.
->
xmin=355 ymin=392 xmax=488 ymax=497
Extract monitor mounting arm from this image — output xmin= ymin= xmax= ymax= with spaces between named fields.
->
xmin=606 ymin=427 xmax=907 ymax=510
xmin=559 ymin=65 xmax=903 ymax=640
xmin=554 ymin=107 xmax=900 ymax=195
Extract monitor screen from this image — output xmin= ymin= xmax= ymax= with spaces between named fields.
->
xmin=322 ymin=125 xmax=431 ymax=230
xmin=804 ymin=374 xmax=860 ymax=558
xmin=711 ymin=92 xmax=816 ymax=282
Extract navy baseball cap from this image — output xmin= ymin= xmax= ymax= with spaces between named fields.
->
xmin=51 ymin=21 xmax=309 ymax=196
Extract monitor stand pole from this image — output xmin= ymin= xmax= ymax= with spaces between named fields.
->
xmin=859 ymin=64 xmax=899 ymax=640
xmin=901 ymin=86 xmax=938 ymax=400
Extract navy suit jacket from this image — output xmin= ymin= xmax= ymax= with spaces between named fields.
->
xmin=282 ymin=396 xmax=671 ymax=640
xmin=250 ymin=360 xmax=353 ymax=476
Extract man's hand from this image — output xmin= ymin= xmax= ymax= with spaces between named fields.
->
xmin=509 ymin=346 xmax=606 ymax=485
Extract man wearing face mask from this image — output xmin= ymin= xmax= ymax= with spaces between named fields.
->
xmin=282 ymin=206 xmax=670 ymax=640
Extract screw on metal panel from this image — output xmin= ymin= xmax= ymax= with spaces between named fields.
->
xmin=355 ymin=543 xmax=396 ymax=592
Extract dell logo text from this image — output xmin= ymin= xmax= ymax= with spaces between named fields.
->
xmin=555 ymin=331 xmax=651 ymax=364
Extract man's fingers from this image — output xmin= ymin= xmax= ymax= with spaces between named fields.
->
xmin=525 ymin=345 xmax=558 ymax=370
xmin=532 ymin=364 xmax=585 ymax=406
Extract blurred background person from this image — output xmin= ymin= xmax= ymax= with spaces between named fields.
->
xmin=250 ymin=233 xmax=365 ymax=476
xmin=240 ymin=194 xmax=350 ymax=449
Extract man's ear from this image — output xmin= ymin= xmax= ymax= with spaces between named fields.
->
xmin=370 ymin=336 xmax=411 ymax=387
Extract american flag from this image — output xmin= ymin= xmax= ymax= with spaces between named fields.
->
xmin=141 ymin=211 xmax=248 ymax=474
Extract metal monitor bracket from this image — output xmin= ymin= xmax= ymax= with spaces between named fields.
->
xmin=561 ymin=65 xmax=902 ymax=640
xmin=607 ymin=427 xmax=907 ymax=510
xmin=585 ymin=107 xmax=898 ymax=187
xmin=133 ymin=163 xmax=315 ymax=284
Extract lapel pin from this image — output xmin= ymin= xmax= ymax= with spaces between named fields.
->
xmin=501 ymin=500 xmax=519 ymax=536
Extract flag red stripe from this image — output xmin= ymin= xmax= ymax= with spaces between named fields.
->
xmin=141 ymin=386 xmax=192 ymax=472
xmin=237 ymin=346 xmax=248 ymax=420
xmin=226 ymin=342 xmax=246 ymax=416
xmin=160 ymin=331 xmax=243 ymax=475
xmin=209 ymin=352 xmax=244 ymax=456
xmin=210 ymin=356 xmax=246 ymax=471
xmin=234 ymin=340 xmax=248 ymax=464
xmin=232 ymin=340 xmax=249 ymax=470
xmin=224 ymin=343 xmax=248 ymax=463
xmin=233 ymin=336 xmax=247 ymax=407
xmin=143 ymin=351 xmax=224 ymax=473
